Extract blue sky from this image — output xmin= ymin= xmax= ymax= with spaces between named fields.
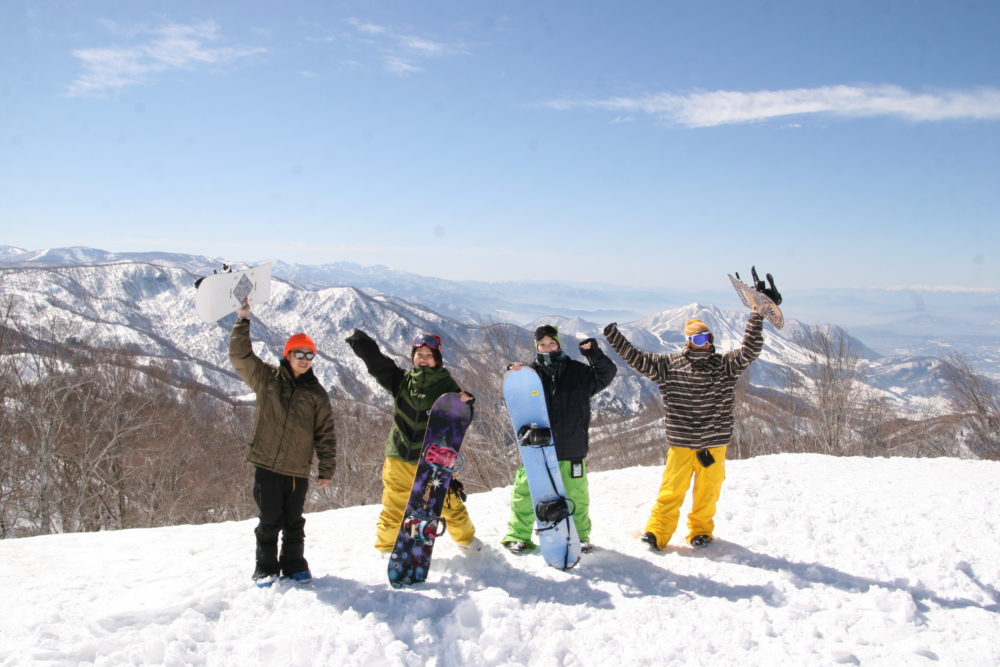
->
xmin=2 ymin=1 xmax=999 ymax=291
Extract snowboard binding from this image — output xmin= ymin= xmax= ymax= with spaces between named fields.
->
xmin=736 ymin=266 xmax=782 ymax=305
xmin=518 ymin=424 xmax=553 ymax=446
xmin=729 ymin=268 xmax=785 ymax=329
xmin=403 ymin=515 xmax=447 ymax=543
xmin=535 ymin=496 xmax=575 ymax=524
xmin=424 ymin=443 xmax=465 ymax=473
xmin=193 ymin=263 xmax=234 ymax=289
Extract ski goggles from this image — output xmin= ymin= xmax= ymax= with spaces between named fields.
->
xmin=289 ymin=350 xmax=316 ymax=360
xmin=412 ymin=334 xmax=442 ymax=349
xmin=686 ymin=332 xmax=714 ymax=346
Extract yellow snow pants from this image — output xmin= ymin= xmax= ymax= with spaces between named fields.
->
xmin=645 ymin=445 xmax=727 ymax=550
xmin=375 ymin=457 xmax=476 ymax=553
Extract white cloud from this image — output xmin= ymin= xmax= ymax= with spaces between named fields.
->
xmin=883 ymin=285 xmax=999 ymax=294
xmin=544 ymin=84 xmax=1000 ymax=127
xmin=343 ymin=17 xmax=464 ymax=76
xmin=67 ymin=20 xmax=265 ymax=96
xmin=384 ymin=56 xmax=422 ymax=76
xmin=346 ymin=19 xmax=388 ymax=36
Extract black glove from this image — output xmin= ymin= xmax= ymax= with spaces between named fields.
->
xmin=696 ymin=449 xmax=716 ymax=467
xmin=449 ymin=478 xmax=467 ymax=502
xmin=345 ymin=329 xmax=372 ymax=344
xmin=578 ymin=337 xmax=599 ymax=356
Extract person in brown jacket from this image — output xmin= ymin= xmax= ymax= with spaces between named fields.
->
xmin=230 ymin=301 xmax=337 ymax=586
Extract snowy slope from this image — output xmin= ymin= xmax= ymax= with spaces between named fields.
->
xmin=2 ymin=455 xmax=998 ymax=666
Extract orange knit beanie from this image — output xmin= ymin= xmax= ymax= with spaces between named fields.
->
xmin=284 ymin=333 xmax=317 ymax=357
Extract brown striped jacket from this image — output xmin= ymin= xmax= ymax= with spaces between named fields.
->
xmin=604 ymin=312 xmax=764 ymax=449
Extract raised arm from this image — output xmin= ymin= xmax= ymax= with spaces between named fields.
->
xmin=722 ymin=311 xmax=765 ymax=376
xmin=578 ymin=337 xmax=618 ymax=395
xmin=229 ymin=313 xmax=270 ymax=390
xmin=344 ymin=329 xmax=405 ymax=395
xmin=602 ymin=323 xmax=668 ymax=383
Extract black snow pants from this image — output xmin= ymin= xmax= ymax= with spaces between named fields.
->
xmin=253 ymin=466 xmax=309 ymax=576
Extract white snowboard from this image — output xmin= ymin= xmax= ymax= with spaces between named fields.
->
xmin=195 ymin=263 xmax=272 ymax=323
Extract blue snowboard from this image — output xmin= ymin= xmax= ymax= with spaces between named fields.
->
xmin=502 ymin=368 xmax=581 ymax=571
xmin=388 ymin=392 xmax=472 ymax=588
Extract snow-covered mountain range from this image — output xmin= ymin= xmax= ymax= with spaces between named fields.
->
xmin=1 ymin=245 xmax=982 ymax=417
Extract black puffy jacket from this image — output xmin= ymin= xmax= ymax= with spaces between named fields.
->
xmin=531 ymin=338 xmax=617 ymax=461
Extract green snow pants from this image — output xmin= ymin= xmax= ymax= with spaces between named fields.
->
xmin=502 ymin=459 xmax=591 ymax=545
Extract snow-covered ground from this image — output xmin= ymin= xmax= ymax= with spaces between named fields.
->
xmin=2 ymin=455 xmax=998 ymax=666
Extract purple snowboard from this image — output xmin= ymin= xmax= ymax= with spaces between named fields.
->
xmin=388 ymin=392 xmax=473 ymax=588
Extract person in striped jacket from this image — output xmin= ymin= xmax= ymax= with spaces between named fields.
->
xmin=603 ymin=308 xmax=764 ymax=550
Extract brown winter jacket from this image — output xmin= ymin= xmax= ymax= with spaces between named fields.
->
xmin=604 ymin=312 xmax=764 ymax=450
xmin=229 ymin=318 xmax=337 ymax=479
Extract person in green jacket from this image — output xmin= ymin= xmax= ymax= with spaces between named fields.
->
xmin=230 ymin=301 xmax=337 ymax=586
xmin=345 ymin=329 xmax=481 ymax=554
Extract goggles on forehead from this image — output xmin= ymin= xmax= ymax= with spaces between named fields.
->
xmin=686 ymin=332 xmax=714 ymax=346
xmin=412 ymin=334 xmax=442 ymax=349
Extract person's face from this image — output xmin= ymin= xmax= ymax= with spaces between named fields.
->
xmin=686 ymin=331 xmax=713 ymax=351
xmin=536 ymin=337 xmax=560 ymax=354
xmin=413 ymin=346 xmax=437 ymax=367
xmin=286 ymin=347 xmax=314 ymax=377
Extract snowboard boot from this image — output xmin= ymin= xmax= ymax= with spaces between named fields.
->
xmin=458 ymin=536 xmax=484 ymax=553
xmin=286 ymin=570 xmax=312 ymax=582
xmin=641 ymin=532 xmax=661 ymax=551
xmin=502 ymin=540 xmax=534 ymax=554
xmin=690 ymin=534 xmax=713 ymax=549
xmin=252 ymin=565 xmax=280 ymax=588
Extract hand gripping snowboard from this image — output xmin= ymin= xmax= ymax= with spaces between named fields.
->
xmin=388 ymin=392 xmax=473 ymax=588
xmin=194 ymin=263 xmax=272 ymax=323
xmin=502 ymin=368 xmax=581 ymax=571
xmin=729 ymin=266 xmax=784 ymax=329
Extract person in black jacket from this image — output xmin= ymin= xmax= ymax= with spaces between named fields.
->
xmin=501 ymin=324 xmax=617 ymax=553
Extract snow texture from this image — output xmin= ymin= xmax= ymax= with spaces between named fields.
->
xmin=2 ymin=455 xmax=998 ymax=665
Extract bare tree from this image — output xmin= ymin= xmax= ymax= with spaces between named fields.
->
xmin=940 ymin=354 xmax=1000 ymax=460
xmin=454 ymin=322 xmax=530 ymax=492
xmin=312 ymin=399 xmax=390 ymax=511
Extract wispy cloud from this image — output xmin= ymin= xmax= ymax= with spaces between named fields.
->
xmin=67 ymin=20 xmax=265 ymax=96
xmin=344 ymin=18 xmax=466 ymax=75
xmin=543 ymin=85 xmax=1000 ymax=127
xmin=884 ymin=285 xmax=999 ymax=294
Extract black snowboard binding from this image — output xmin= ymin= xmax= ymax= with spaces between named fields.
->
xmin=737 ymin=266 xmax=782 ymax=305
xmin=535 ymin=496 xmax=575 ymax=524
xmin=518 ymin=424 xmax=552 ymax=446
xmin=193 ymin=263 xmax=234 ymax=289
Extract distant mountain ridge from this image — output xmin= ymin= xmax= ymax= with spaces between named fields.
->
xmin=0 ymin=245 xmax=971 ymax=415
